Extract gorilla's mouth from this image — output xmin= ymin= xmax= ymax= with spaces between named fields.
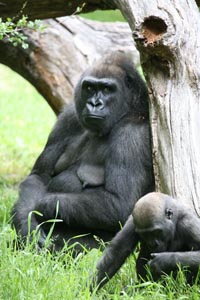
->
xmin=83 ymin=114 xmax=104 ymax=120
xmin=82 ymin=115 xmax=105 ymax=133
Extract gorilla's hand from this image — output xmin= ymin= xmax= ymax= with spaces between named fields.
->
xmin=37 ymin=229 xmax=47 ymax=248
xmin=148 ymin=252 xmax=176 ymax=279
xmin=35 ymin=197 xmax=59 ymax=223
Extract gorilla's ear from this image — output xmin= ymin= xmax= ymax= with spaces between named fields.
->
xmin=165 ymin=208 xmax=173 ymax=219
xmin=125 ymin=75 xmax=134 ymax=89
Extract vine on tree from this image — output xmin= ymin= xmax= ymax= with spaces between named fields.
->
xmin=0 ymin=15 xmax=45 ymax=49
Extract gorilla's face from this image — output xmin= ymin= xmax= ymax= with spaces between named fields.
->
xmin=135 ymin=207 xmax=175 ymax=253
xmin=80 ymin=76 xmax=122 ymax=134
xmin=74 ymin=66 xmax=131 ymax=136
xmin=137 ymin=223 xmax=174 ymax=253
xmin=133 ymin=193 xmax=178 ymax=253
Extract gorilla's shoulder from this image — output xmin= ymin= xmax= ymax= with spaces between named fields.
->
xmin=48 ymin=103 xmax=84 ymax=144
xmin=111 ymin=115 xmax=150 ymax=141
xmin=108 ymin=116 xmax=151 ymax=162
xmin=57 ymin=103 xmax=79 ymax=125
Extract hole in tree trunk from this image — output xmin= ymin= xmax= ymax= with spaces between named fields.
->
xmin=142 ymin=16 xmax=167 ymax=44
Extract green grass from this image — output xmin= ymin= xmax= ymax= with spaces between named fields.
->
xmin=0 ymin=10 xmax=200 ymax=297
xmin=0 ymin=66 xmax=199 ymax=300
xmin=0 ymin=65 xmax=56 ymax=184
xmin=81 ymin=9 xmax=125 ymax=22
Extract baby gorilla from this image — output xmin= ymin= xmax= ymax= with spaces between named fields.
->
xmin=133 ymin=192 xmax=200 ymax=282
xmin=94 ymin=192 xmax=200 ymax=289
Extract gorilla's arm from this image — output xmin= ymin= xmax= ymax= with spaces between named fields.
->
xmin=13 ymin=111 xmax=152 ymax=238
xmin=92 ymin=215 xmax=139 ymax=289
xmin=35 ymin=121 xmax=152 ymax=231
xmin=149 ymin=210 xmax=200 ymax=278
xmin=12 ymin=104 xmax=82 ymax=236
xmin=149 ymin=251 xmax=200 ymax=279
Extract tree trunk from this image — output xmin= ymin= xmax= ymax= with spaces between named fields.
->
xmin=0 ymin=16 xmax=138 ymax=114
xmin=1 ymin=0 xmax=199 ymax=21
xmin=115 ymin=0 xmax=200 ymax=214
xmin=0 ymin=0 xmax=116 ymax=20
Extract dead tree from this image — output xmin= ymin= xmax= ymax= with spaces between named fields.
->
xmin=1 ymin=0 xmax=200 ymax=213
xmin=0 ymin=16 xmax=137 ymax=114
xmin=0 ymin=0 xmax=116 ymax=20
xmin=115 ymin=0 xmax=200 ymax=214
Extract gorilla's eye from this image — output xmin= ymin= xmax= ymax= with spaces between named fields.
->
xmin=165 ymin=208 xmax=173 ymax=219
xmin=102 ymin=84 xmax=116 ymax=94
xmin=103 ymin=87 xmax=110 ymax=94
xmin=86 ymin=85 xmax=93 ymax=92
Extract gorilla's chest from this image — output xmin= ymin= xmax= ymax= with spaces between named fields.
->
xmin=50 ymin=134 xmax=107 ymax=191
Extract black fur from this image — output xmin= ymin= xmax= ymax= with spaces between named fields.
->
xmin=11 ymin=52 xmax=154 ymax=251
xmin=94 ymin=192 xmax=200 ymax=289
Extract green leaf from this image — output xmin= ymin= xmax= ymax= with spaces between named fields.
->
xmin=0 ymin=15 xmax=44 ymax=47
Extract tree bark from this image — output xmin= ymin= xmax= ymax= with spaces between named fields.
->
xmin=114 ymin=0 xmax=200 ymax=214
xmin=0 ymin=0 xmax=199 ymax=21
xmin=0 ymin=0 xmax=116 ymax=21
xmin=0 ymin=16 xmax=138 ymax=114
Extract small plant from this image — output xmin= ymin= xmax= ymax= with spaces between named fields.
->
xmin=26 ymin=201 xmax=63 ymax=249
xmin=0 ymin=15 xmax=45 ymax=49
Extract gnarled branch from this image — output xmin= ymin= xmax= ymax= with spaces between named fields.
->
xmin=0 ymin=16 xmax=138 ymax=114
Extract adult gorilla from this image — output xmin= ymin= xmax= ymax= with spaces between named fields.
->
xmin=11 ymin=52 xmax=154 ymax=250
